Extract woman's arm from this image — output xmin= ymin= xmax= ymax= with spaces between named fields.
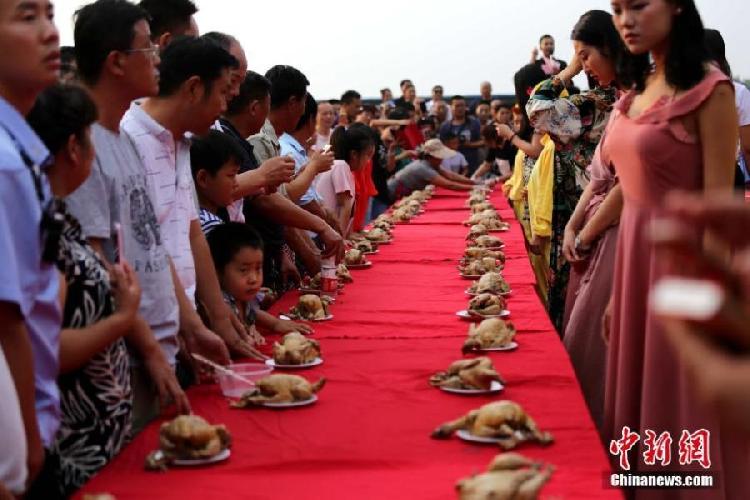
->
xmin=439 ymin=167 xmax=475 ymax=185
xmin=566 ymin=182 xmax=596 ymax=235
xmin=59 ymin=264 xmax=140 ymax=374
xmin=739 ymin=125 xmax=750 ymax=172
xmin=700 ymin=82 xmax=738 ymax=193
xmin=431 ymin=175 xmax=474 ymax=191
xmin=511 ymin=130 xmax=544 ymax=159
xmin=284 ymin=151 xmax=333 ymax=204
xmin=577 ymin=184 xmax=624 ymax=246
xmin=471 ymin=161 xmax=492 ymax=180
xmin=335 ymin=192 xmax=354 ymax=238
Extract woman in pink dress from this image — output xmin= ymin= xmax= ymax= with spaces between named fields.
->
xmin=604 ymin=0 xmax=747 ymax=498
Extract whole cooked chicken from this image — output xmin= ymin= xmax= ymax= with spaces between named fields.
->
xmin=468 ymin=294 xmax=506 ymax=316
xmin=366 ymin=228 xmax=391 ymax=242
xmin=232 ymin=374 xmax=326 ymax=406
xmin=467 ymin=224 xmax=489 ymax=239
xmin=430 ymin=357 xmax=505 ymax=390
xmin=464 ymin=247 xmax=506 ymax=262
xmin=345 ymin=248 xmax=365 ymax=266
xmin=431 ymin=400 xmax=554 ymax=450
xmin=273 ymin=332 xmax=321 ymax=365
xmin=469 ymin=273 xmax=511 ymax=295
xmin=456 ymin=453 xmax=554 ymax=500
xmin=460 ymin=257 xmax=502 ymax=276
xmin=473 ymin=235 xmax=503 ymax=249
xmin=352 ymin=239 xmax=376 ymax=253
xmin=392 ymin=208 xmax=413 ymax=221
xmin=337 ymin=263 xmax=353 ymax=283
xmin=465 ymin=210 xmax=500 ymax=226
xmin=471 ymin=202 xmax=494 ymax=214
xmin=481 ymin=218 xmax=511 ymax=231
xmin=288 ymin=294 xmax=331 ymax=320
xmin=145 ymin=415 xmax=231 ymax=470
xmin=372 ymin=219 xmax=394 ymax=232
xmin=463 ymin=318 xmax=516 ymax=352
xmin=407 ymin=199 xmax=423 ymax=213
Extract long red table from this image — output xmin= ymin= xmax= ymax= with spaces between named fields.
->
xmin=78 ymin=188 xmax=621 ymax=499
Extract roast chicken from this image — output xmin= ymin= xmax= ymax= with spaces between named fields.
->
xmin=456 ymin=453 xmax=554 ymax=500
xmin=365 ymin=228 xmax=391 ymax=242
xmin=352 ymin=239 xmax=376 ymax=253
xmin=468 ymin=294 xmax=507 ymax=317
xmin=145 ymin=415 xmax=231 ymax=470
xmin=471 ymin=202 xmax=494 ymax=214
xmin=468 ymin=273 xmax=511 ymax=295
xmin=430 ymin=357 xmax=505 ymax=390
xmin=460 ymin=257 xmax=502 ymax=276
xmin=432 ymin=400 xmax=554 ymax=450
xmin=467 ymin=224 xmax=489 ymax=239
xmin=345 ymin=248 xmax=366 ymax=266
xmin=464 ymin=247 xmax=506 ymax=262
xmin=463 ymin=318 xmax=516 ymax=352
xmin=232 ymin=374 xmax=326 ymax=406
xmin=273 ymin=332 xmax=321 ymax=365
xmin=288 ymin=294 xmax=331 ymax=321
xmin=473 ymin=235 xmax=504 ymax=249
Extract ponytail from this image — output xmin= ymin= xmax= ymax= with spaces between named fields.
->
xmin=330 ymin=124 xmax=374 ymax=162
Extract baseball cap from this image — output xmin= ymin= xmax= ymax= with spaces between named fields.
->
xmin=422 ymin=138 xmax=457 ymax=160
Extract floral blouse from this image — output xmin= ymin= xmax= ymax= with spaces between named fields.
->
xmin=52 ymin=203 xmax=132 ymax=496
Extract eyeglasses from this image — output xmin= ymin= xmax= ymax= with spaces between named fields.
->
xmin=123 ymin=44 xmax=160 ymax=57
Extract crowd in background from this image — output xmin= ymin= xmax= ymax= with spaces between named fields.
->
xmin=2 ymin=0 xmax=750 ymax=499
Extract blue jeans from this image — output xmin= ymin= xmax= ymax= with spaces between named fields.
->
xmin=368 ymin=198 xmax=390 ymax=221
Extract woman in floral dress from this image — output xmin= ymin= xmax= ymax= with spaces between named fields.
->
xmin=525 ymin=10 xmax=622 ymax=332
xmin=27 ymin=84 xmax=144 ymax=496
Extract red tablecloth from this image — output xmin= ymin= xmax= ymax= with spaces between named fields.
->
xmin=78 ymin=189 xmax=621 ymax=499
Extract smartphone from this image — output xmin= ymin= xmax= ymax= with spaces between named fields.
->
xmin=114 ymin=222 xmax=125 ymax=264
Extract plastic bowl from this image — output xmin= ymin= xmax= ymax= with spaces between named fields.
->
xmin=217 ymin=363 xmax=273 ymax=399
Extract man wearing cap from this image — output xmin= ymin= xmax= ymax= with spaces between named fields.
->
xmin=387 ymin=138 xmax=477 ymax=200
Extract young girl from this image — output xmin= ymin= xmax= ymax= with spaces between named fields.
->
xmin=604 ymin=0 xmax=744 ymax=496
xmin=315 ymin=125 xmax=375 ymax=238
xmin=206 ymin=223 xmax=311 ymax=339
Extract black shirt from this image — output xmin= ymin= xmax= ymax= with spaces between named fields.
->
xmin=217 ymin=118 xmax=284 ymax=249
xmin=393 ymin=96 xmax=427 ymax=114
xmin=371 ymin=135 xmax=391 ymax=203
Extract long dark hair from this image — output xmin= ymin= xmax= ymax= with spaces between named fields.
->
xmin=571 ymin=10 xmax=628 ymax=88
xmin=513 ymin=63 xmax=547 ymax=141
xmin=704 ymin=29 xmax=731 ymax=77
xmin=617 ymin=0 xmax=708 ymax=91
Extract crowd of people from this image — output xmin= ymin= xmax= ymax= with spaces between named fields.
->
xmin=1 ymin=0 xmax=750 ymax=498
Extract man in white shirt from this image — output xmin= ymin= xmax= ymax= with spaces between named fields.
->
xmin=121 ymin=36 xmax=263 ymax=360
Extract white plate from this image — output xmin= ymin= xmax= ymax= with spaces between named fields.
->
xmin=467 ymin=341 xmax=519 ymax=353
xmin=465 ymin=289 xmax=512 ymax=297
xmin=280 ymin=314 xmax=334 ymax=322
xmin=260 ymin=394 xmax=318 ymax=408
xmin=265 ymin=357 xmax=323 ymax=369
xmin=440 ymin=380 xmax=504 ymax=395
xmin=346 ymin=261 xmax=373 ymax=270
xmin=456 ymin=310 xmax=511 ymax=320
xmin=172 ymin=448 xmax=231 ymax=467
xmin=362 ymin=249 xmax=379 ymax=255
xmin=456 ymin=429 xmax=518 ymax=445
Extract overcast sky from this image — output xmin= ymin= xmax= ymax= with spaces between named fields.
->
xmin=56 ymin=0 xmax=749 ymax=99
